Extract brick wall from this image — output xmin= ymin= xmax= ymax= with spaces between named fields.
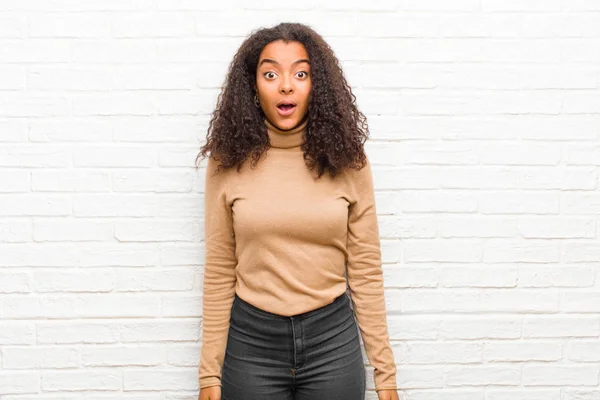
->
xmin=1 ymin=1 xmax=600 ymax=399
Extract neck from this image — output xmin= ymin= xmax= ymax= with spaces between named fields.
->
xmin=265 ymin=116 xmax=308 ymax=149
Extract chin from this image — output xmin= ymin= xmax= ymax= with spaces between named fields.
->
xmin=279 ymin=118 xmax=298 ymax=125
xmin=271 ymin=116 xmax=296 ymax=127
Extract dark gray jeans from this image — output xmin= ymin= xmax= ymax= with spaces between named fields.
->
xmin=221 ymin=292 xmax=366 ymax=400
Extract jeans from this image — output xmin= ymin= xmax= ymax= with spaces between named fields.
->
xmin=221 ymin=291 xmax=366 ymax=400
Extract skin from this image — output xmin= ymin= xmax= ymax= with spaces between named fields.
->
xmin=254 ymin=39 xmax=312 ymax=132
xmin=198 ymin=39 xmax=399 ymax=400
xmin=198 ymin=385 xmax=220 ymax=400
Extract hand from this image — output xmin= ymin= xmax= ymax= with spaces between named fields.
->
xmin=377 ymin=389 xmax=399 ymax=400
xmin=198 ymin=385 xmax=221 ymax=400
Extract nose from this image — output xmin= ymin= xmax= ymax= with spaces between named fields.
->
xmin=280 ymin=76 xmax=293 ymax=94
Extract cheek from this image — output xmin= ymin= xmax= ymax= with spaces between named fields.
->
xmin=300 ymin=86 xmax=311 ymax=103
xmin=255 ymin=79 xmax=271 ymax=93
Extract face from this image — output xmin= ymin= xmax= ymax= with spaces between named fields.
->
xmin=255 ymin=40 xmax=312 ymax=130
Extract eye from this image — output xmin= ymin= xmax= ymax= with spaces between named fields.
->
xmin=296 ymin=71 xmax=309 ymax=78
xmin=263 ymin=72 xmax=276 ymax=79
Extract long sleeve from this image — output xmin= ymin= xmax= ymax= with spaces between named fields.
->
xmin=345 ymin=156 xmax=398 ymax=392
xmin=198 ymin=156 xmax=237 ymax=389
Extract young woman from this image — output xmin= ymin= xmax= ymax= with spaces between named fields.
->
xmin=195 ymin=22 xmax=399 ymax=400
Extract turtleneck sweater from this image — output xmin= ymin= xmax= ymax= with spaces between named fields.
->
xmin=264 ymin=116 xmax=308 ymax=149
xmin=198 ymin=118 xmax=398 ymax=392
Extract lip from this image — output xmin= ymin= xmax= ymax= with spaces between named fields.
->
xmin=276 ymin=101 xmax=297 ymax=116
xmin=277 ymin=100 xmax=297 ymax=107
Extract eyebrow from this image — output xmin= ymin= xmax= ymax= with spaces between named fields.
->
xmin=258 ymin=58 xmax=310 ymax=68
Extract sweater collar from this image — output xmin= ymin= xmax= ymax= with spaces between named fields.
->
xmin=265 ymin=117 xmax=308 ymax=149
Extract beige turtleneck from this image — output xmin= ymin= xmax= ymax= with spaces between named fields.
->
xmin=198 ymin=118 xmax=397 ymax=392
xmin=264 ymin=116 xmax=308 ymax=148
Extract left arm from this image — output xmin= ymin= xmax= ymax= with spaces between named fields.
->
xmin=345 ymin=155 xmax=398 ymax=395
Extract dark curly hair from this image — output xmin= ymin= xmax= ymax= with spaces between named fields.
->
xmin=195 ymin=22 xmax=370 ymax=179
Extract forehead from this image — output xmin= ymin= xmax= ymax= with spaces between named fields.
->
xmin=258 ymin=40 xmax=309 ymax=65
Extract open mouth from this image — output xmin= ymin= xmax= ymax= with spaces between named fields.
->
xmin=277 ymin=103 xmax=296 ymax=111
xmin=276 ymin=102 xmax=297 ymax=116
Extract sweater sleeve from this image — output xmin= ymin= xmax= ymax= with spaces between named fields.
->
xmin=198 ymin=156 xmax=237 ymax=389
xmin=345 ymin=155 xmax=398 ymax=392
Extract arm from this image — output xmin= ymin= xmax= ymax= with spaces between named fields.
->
xmin=198 ymin=156 xmax=237 ymax=389
xmin=345 ymin=156 xmax=398 ymax=392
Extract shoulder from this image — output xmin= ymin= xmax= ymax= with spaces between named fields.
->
xmin=205 ymin=154 xmax=229 ymax=176
xmin=204 ymin=155 xmax=231 ymax=191
xmin=341 ymin=154 xmax=373 ymax=186
xmin=334 ymin=154 xmax=375 ymax=204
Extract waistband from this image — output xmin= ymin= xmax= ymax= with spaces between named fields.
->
xmin=233 ymin=291 xmax=350 ymax=321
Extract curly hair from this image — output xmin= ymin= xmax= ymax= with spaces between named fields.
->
xmin=195 ymin=22 xmax=370 ymax=179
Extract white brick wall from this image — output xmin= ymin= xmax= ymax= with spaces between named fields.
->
xmin=1 ymin=1 xmax=599 ymax=399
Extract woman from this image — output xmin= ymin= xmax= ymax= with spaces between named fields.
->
xmin=195 ymin=22 xmax=399 ymax=400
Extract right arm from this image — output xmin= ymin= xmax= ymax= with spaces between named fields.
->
xmin=198 ymin=156 xmax=237 ymax=393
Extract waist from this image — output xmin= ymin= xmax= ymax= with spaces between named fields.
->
xmin=233 ymin=291 xmax=351 ymax=322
